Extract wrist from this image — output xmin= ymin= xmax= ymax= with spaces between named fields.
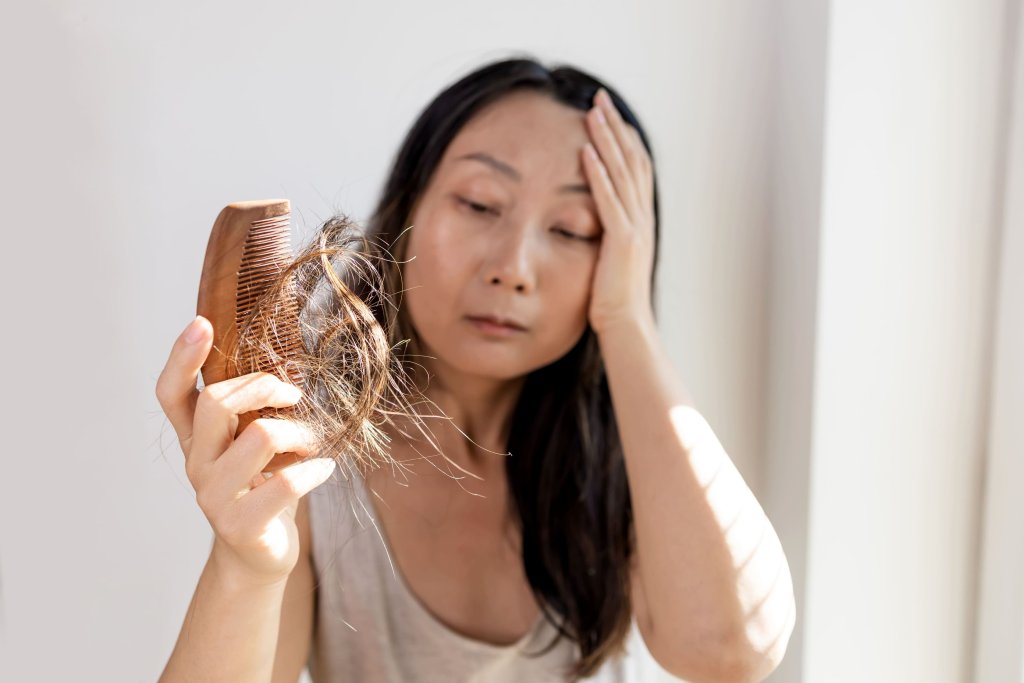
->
xmin=209 ymin=541 xmax=291 ymax=595
xmin=594 ymin=311 xmax=658 ymax=343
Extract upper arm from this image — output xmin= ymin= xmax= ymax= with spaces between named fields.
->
xmin=271 ymin=495 xmax=316 ymax=683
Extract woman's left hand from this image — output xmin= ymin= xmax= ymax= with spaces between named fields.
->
xmin=582 ymin=87 xmax=657 ymax=336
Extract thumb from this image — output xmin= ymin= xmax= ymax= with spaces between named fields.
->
xmin=156 ymin=315 xmax=215 ymax=449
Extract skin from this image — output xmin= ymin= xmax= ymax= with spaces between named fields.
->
xmin=361 ymin=89 xmax=611 ymax=645
xmin=158 ymin=85 xmax=794 ymax=683
xmin=396 ymin=89 xmax=606 ymax=473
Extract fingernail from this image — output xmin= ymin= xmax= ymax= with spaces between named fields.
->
xmin=285 ymin=384 xmax=304 ymax=401
xmin=183 ymin=316 xmax=204 ymax=344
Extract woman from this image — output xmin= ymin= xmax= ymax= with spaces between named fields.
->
xmin=156 ymin=56 xmax=795 ymax=682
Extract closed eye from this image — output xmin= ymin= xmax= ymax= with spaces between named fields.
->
xmin=458 ymin=196 xmax=599 ymax=243
xmin=553 ymin=226 xmax=601 ymax=243
xmin=457 ymin=197 xmax=499 ymax=216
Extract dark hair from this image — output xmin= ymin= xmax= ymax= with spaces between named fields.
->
xmin=355 ymin=54 xmax=662 ymax=679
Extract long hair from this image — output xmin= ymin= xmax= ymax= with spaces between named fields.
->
xmin=235 ymin=54 xmax=661 ymax=680
xmin=354 ymin=55 xmax=663 ymax=679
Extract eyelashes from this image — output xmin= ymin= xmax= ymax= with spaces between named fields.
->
xmin=457 ymin=197 xmax=500 ymax=217
xmin=455 ymin=196 xmax=600 ymax=243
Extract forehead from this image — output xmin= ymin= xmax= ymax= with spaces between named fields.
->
xmin=438 ymin=91 xmax=591 ymax=183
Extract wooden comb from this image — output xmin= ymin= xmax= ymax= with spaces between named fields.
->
xmin=196 ymin=199 xmax=307 ymax=471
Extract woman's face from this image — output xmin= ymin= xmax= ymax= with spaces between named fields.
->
xmin=403 ymin=90 xmax=602 ymax=381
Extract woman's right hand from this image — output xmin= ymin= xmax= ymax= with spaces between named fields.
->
xmin=155 ymin=315 xmax=337 ymax=586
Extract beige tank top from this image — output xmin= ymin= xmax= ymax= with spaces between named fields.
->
xmin=305 ymin=467 xmax=666 ymax=682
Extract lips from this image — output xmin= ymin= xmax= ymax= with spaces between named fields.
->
xmin=465 ymin=313 xmax=528 ymax=331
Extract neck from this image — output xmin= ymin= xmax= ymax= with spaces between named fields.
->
xmin=394 ymin=354 xmax=526 ymax=480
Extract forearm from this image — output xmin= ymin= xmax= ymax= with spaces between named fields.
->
xmin=159 ymin=543 xmax=287 ymax=683
xmin=598 ymin=317 xmax=794 ymax=679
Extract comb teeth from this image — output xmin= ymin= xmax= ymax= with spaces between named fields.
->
xmin=234 ymin=214 xmax=305 ymax=386
xmin=236 ymin=215 xmax=290 ymax=318
xmin=197 ymin=197 xmax=304 ymax=392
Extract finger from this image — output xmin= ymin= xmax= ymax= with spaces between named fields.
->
xmin=154 ymin=316 xmax=214 ymax=452
xmin=587 ymin=102 xmax=639 ymax=218
xmin=210 ymin=418 xmax=319 ymax=503
xmin=239 ymin=456 xmax=338 ymax=521
xmin=190 ymin=373 xmax=304 ymax=471
xmin=594 ymin=90 xmax=645 ymax=214
xmin=582 ymin=142 xmax=631 ymax=238
xmin=262 ymin=451 xmax=309 ymax=474
xmin=627 ymin=125 xmax=655 ymax=208
xmin=596 ymin=89 xmax=649 ymax=184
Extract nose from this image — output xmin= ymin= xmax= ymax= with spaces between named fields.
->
xmin=483 ymin=222 xmax=536 ymax=294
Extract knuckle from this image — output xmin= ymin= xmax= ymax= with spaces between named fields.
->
xmin=195 ymin=385 xmax=224 ymax=416
xmin=194 ymin=486 xmax=214 ymax=515
xmin=185 ymin=457 xmax=204 ymax=487
xmin=195 ymin=386 xmax=213 ymax=410
xmin=277 ymin=471 xmax=304 ymax=498
xmin=154 ymin=376 xmax=173 ymax=409
xmin=247 ymin=371 xmax=277 ymax=390
xmin=245 ymin=418 xmax=280 ymax=451
xmin=199 ymin=382 xmax=222 ymax=404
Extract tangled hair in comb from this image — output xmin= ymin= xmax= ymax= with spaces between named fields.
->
xmin=223 ymin=210 xmax=450 ymax=481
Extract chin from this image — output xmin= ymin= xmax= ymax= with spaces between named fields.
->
xmin=440 ymin=334 xmax=581 ymax=381
xmin=442 ymin=344 xmax=541 ymax=381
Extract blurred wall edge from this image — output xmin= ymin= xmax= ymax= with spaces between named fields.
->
xmin=762 ymin=0 xmax=1024 ymax=681
xmin=974 ymin=0 xmax=1024 ymax=680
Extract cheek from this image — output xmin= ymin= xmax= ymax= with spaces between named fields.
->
xmin=408 ymin=223 xmax=467 ymax=289
xmin=537 ymin=262 xmax=596 ymax=344
xmin=403 ymin=219 xmax=470 ymax=331
xmin=554 ymin=256 xmax=597 ymax=313
xmin=407 ymin=204 xmax=468 ymax=273
xmin=557 ymin=271 xmax=592 ymax=317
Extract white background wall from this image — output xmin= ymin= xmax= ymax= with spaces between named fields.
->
xmin=0 ymin=1 xmax=1019 ymax=682
xmin=801 ymin=0 xmax=1009 ymax=680
xmin=765 ymin=1 xmax=1023 ymax=680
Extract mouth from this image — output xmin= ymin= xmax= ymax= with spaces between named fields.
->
xmin=464 ymin=314 xmax=528 ymax=335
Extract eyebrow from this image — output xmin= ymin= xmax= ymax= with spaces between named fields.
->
xmin=455 ymin=152 xmax=591 ymax=195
